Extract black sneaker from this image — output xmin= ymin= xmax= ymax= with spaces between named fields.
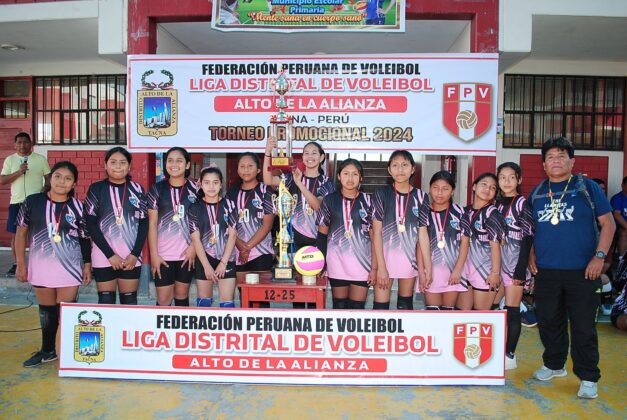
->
xmin=23 ymin=350 xmax=58 ymax=368
xmin=5 ymin=264 xmax=16 ymax=277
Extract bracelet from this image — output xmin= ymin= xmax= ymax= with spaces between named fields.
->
xmin=219 ymin=261 xmax=227 ymax=266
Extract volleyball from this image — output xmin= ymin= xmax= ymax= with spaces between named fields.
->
xmin=293 ymin=246 xmax=325 ymax=276
xmin=456 ymin=110 xmax=478 ymax=129
xmin=353 ymin=1 xmax=367 ymax=12
xmin=464 ymin=344 xmax=482 ymax=360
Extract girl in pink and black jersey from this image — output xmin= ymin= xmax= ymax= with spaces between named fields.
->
xmin=457 ymin=173 xmax=507 ymax=311
xmin=189 ymin=167 xmax=238 ymax=308
xmin=225 ymin=153 xmax=275 ymax=277
xmin=84 ymin=147 xmax=148 ymax=305
xmin=317 ymin=159 xmax=376 ymax=309
xmin=15 ymin=161 xmax=91 ymax=367
xmin=496 ymin=162 xmax=535 ymax=370
xmin=147 ymin=147 xmax=198 ymax=306
xmin=418 ymin=171 xmax=469 ymax=310
xmin=372 ymin=150 xmax=431 ymax=310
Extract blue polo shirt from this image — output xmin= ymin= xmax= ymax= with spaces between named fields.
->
xmin=531 ymin=177 xmax=611 ymax=270
xmin=610 ymin=191 xmax=627 ymax=218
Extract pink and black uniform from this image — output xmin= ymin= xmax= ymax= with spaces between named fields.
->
xmin=317 ymin=191 xmax=373 ymax=283
xmin=461 ymin=205 xmax=507 ymax=291
xmin=147 ymin=179 xmax=198 ymax=285
xmin=373 ymin=185 xmax=429 ymax=279
xmin=422 ymin=203 xmax=467 ymax=292
xmin=188 ymin=197 xmax=238 ymax=279
xmin=226 ymin=183 xmax=275 ymax=271
xmin=284 ymin=172 xmax=335 ymax=248
xmin=84 ymin=179 xmax=148 ymax=281
xmin=16 ymin=192 xmax=90 ymax=287
xmin=495 ymin=196 xmax=534 ymax=287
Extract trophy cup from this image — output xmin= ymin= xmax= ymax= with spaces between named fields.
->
xmin=268 ymin=68 xmax=294 ymax=171
xmin=272 ymin=175 xmax=297 ymax=282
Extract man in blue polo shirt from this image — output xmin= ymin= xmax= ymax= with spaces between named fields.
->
xmin=528 ymin=137 xmax=615 ymax=400
xmin=610 ymin=176 xmax=627 ymax=257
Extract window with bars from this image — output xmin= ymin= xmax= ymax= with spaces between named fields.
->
xmin=503 ymin=74 xmax=625 ymax=150
xmin=34 ymin=75 xmax=126 ymax=145
xmin=0 ymin=79 xmax=30 ymax=119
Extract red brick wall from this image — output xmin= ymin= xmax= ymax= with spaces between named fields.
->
xmin=47 ymin=150 xmax=106 ymax=200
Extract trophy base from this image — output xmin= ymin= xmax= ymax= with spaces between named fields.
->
xmin=269 ymin=156 xmax=292 ymax=171
xmin=272 ymin=267 xmax=295 ymax=283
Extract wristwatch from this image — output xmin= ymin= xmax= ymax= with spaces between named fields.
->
xmin=594 ymin=250 xmax=607 ymax=259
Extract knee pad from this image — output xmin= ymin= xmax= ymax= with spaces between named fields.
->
xmin=396 ymin=295 xmax=414 ymax=310
xmin=38 ymin=305 xmax=58 ymax=329
xmin=174 ymin=298 xmax=189 ymax=307
xmin=196 ymin=297 xmax=213 ymax=307
xmin=219 ymin=300 xmax=235 ymax=308
xmin=97 ymin=291 xmax=116 ymax=305
xmin=119 ymin=291 xmax=138 ymax=305
xmin=439 ymin=306 xmax=455 ymax=310
xmin=425 ymin=305 xmax=440 ymax=310
xmin=373 ymin=301 xmax=390 ymax=310
xmin=332 ymin=298 xmax=349 ymax=309
xmin=348 ymin=299 xmax=366 ymax=310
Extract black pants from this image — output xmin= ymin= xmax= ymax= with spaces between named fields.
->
xmin=534 ymin=268 xmax=601 ymax=382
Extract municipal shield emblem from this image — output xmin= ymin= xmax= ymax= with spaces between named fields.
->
xmin=74 ymin=310 xmax=105 ymax=364
xmin=443 ymin=83 xmax=492 ymax=142
xmin=137 ymin=70 xmax=178 ymax=140
xmin=453 ymin=323 xmax=493 ymax=368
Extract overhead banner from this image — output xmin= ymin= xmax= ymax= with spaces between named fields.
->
xmin=59 ymin=304 xmax=505 ymax=385
xmin=127 ymin=54 xmax=498 ymax=155
xmin=211 ymin=0 xmax=404 ymax=32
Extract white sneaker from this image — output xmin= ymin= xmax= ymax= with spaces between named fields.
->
xmin=505 ymin=355 xmax=517 ymax=370
xmin=533 ymin=365 xmax=567 ymax=381
xmin=577 ymin=380 xmax=598 ymax=399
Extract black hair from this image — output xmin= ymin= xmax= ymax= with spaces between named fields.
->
xmin=303 ymin=141 xmax=326 ymax=175
xmin=237 ymin=152 xmax=261 ymax=183
xmin=196 ymin=167 xmax=224 ymax=200
xmin=541 ymin=137 xmax=575 ymax=162
xmin=42 ymin=161 xmax=78 ymax=198
xmin=104 ymin=146 xmax=132 ymax=181
xmin=387 ymin=150 xmax=416 ymax=184
xmin=623 ymin=176 xmax=627 ymax=185
xmin=429 ymin=170 xmax=456 ymax=189
xmin=473 ymin=172 xmax=498 ymax=187
xmin=15 ymin=132 xmax=31 ymax=143
xmin=496 ymin=162 xmax=522 ymax=195
xmin=163 ymin=147 xmax=191 ymax=179
xmin=336 ymin=158 xmax=364 ymax=187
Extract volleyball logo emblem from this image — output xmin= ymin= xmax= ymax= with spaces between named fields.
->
xmin=464 ymin=344 xmax=482 ymax=360
xmin=453 ymin=323 xmax=493 ymax=369
xmin=456 ymin=110 xmax=478 ymax=130
xmin=293 ymin=246 xmax=325 ymax=276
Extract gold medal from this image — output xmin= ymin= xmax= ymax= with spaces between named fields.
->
xmin=53 ymin=234 xmax=62 ymax=243
xmin=437 ymin=240 xmax=445 ymax=249
xmin=172 ymin=214 xmax=180 ymax=222
xmin=115 ymin=217 xmax=124 ymax=225
xmin=209 ymin=235 xmax=217 ymax=245
xmin=239 ymin=210 xmax=245 ymax=221
xmin=344 ymin=230 xmax=352 ymax=239
xmin=398 ymin=223 xmax=406 ymax=233
xmin=551 ymin=214 xmax=559 ymax=225
xmin=306 ymin=207 xmax=314 ymax=216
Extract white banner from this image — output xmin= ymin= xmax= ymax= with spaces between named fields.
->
xmin=59 ymin=304 xmax=505 ymax=385
xmin=127 ymin=54 xmax=498 ymax=155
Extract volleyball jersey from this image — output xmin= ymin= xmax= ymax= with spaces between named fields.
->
xmin=84 ymin=179 xmax=148 ymax=268
xmin=461 ymin=204 xmax=507 ymax=282
xmin=225 ymin=183 xmax=275 ymax=263
xmin=373 ymin=185 xmax=429 ymax=278
xmin=16 ymin=193 xmax=88 ymax=287
xmin=496 ymin=196 xmax=535 ymax=280
xmin=284 ymin=172 xmax=335 ymax=239
xmin=147 ymin=179 xmax=198 ymax=261
xmin=422 ymin=203 xmax=466 ymax=273
xmin=318 ymin=191 xmax=373 ymax=281
xmin=188 ymin=198 xmax=238 ymax=261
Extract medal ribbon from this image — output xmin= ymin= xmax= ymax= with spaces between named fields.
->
xmin=48 ymin=196 xmax=68 ymax=237
xmin=431 ymin=205 xmax=450 ymax=243
xmin=548 ymin=175 xmax=573 ymax=221
xmin=394 ymin=185 xmax=412 ymax=225
xmin=238 ymin=189 xmax=254 ymax=214
xmin=505 ymin=195 xmax=518 ymax=222
xmin=111 ymin=182 xmax=127 ymax=221
xmin=301 ymin=176 xmax=318 ymax=213
xmin=170 ymin=180 xmax=186 ymax=217
xmin=206 ymin=200 xmax=220 ymax=238
xmin=343 ymin=192 xmax=359 ymax=234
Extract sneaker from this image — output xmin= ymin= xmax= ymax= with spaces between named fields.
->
xmin=521 ymin=309 xmax=538 ymax=327
xmin=601 ymin=303 xmax=612 ymax=316
xmin=23 ymin=350 xmax=58 ymax=368
xmin=533 ymin=365 xmax=567 ymax=381
xmin=5 ymin=264 xmax=16 ymax=277
xmin=577 ymin=381 xmax=598 ymax=399
xmin=505 ymin=355 xmax=517 ymax=370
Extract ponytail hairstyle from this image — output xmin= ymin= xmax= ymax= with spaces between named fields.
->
xmin=237 ymin=152 xmax=261 ymax=183
xmin=496 ymin=162 xmax=522 ymax=196
xmin=105 ymin=146 xmax=132 ymax=181
xmin=42 ymin=161 xmax=79 ymax=198
xmin=196 ymin=166 xmax=224 ymax=200
xmin=387 ymin=150 xmax=416 ymax=185
xmin=336 ymin=158 xmax=364 ymax=190
xmin=163 ymin=147 xmax=192 ymax=179
xmin=303 ymin=141 xmax=326 ymax=175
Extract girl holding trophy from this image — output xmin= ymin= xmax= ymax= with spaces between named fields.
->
xmin=189 ymin=166 xmax=238 ymax=308
xmin=372 ymin=150 xmax=432 ymax=310
xmin=317 ymin=159 xmax=376 ymax=309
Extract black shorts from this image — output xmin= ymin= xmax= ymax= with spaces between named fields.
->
xmin=154 ymin=260 xmax=195 ymax=287
xmin=329 ymin=278 xmax=369 ymax=288
xmin=196 ymin=253 xmax=236 ymax=280
xmin=7 ymin=203 xmax=21 ymax=234
xmin=236 ymin=254 xmax=274 ymax=273
xmin=93 ymin=266 xmax=142 ymax=283
xmin=293 ymin=230 xmax=316 ymax=251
